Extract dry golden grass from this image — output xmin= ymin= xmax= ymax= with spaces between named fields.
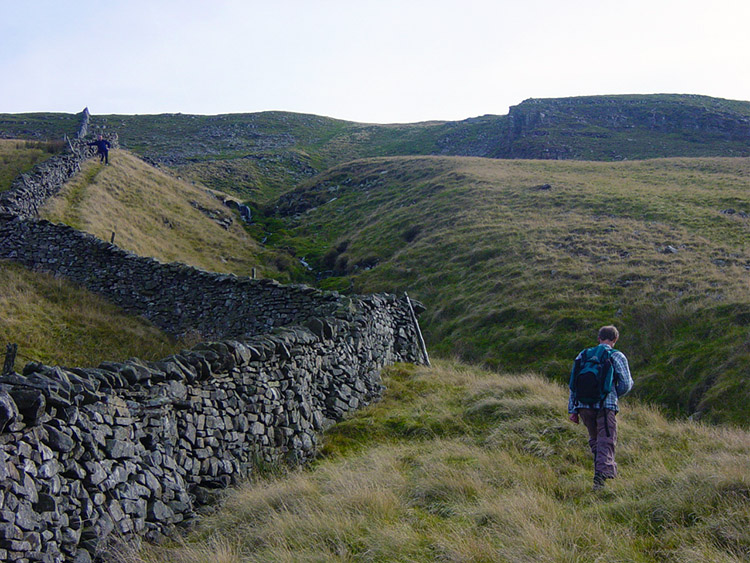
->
xmin=0 ymin=260 xmax=181 ymax=367
xmin=40 ymin=150 xmax=277 ymax=277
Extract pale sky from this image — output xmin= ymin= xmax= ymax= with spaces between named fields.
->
xmin=1 ymin=0 xmax=749 ymax=123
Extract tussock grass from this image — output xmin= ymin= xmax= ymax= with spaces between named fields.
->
xmin=40 ymin=150 xmax=284 ymax=279
xmin=267 ymin=156 xmax=750 ymax=424
xmin=133 ymin=361 xmax=750 ymax=562
xmin=0 ymin=260 xmax=182 ymax=367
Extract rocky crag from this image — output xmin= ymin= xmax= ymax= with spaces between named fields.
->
xmin=0 ymin=124 xmax=427 ymax=561
xmin=434 ymin=94 xmax=750 ymax=160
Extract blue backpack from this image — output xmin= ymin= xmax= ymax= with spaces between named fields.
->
xmin=569 ymin=344 xmax=615 ymax=406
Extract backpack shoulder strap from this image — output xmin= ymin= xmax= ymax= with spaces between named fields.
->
xmin=592 ymin=344 xmax=610 ymax=360
xmin=569 ymin=347 xmax=589 ymax=390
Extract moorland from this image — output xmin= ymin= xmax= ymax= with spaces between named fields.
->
xmin=1 ymin=94 xmax=749 ymax=561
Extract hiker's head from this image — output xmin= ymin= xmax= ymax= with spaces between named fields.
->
xmin=98 ymin=135 xmax=103 ymax=140
xmin=598 ymin=325 xmax=619 ymax=345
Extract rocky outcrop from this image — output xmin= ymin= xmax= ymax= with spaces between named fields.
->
xmin=500 ymin=95 xmax=750 ymax=159
xmin=434 ymin=95 xmax=750 ymax=160
xmin=507 ymin=95 xmax=750 ymax=139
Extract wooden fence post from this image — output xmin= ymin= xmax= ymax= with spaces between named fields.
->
xmin=404 ymin=293 xmax=430 ymax=367
xmin=2 ymin=343 xmax=18 ymax=375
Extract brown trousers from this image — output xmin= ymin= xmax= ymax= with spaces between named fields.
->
xmin=578 ymin=408 xmax=618 ymax=478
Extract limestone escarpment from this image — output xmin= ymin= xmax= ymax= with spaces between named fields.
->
xmin=432 ymin=95 xmax=750 ymax=160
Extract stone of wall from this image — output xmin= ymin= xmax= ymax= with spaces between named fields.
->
xmin=76 ymin=109 xmax=91 ymax=140
xmin=0 ymin=135 xmax=118 ymax=220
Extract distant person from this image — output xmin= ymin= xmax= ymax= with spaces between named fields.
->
xmin=88 ymin=135 xmax=111 ymax=165
xmin=568 ymin=325 xmax=633 ymax=490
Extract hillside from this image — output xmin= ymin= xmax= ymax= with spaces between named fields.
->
xmin=3 ymin=94 xmax=749 ymax=203
xmin=39 ymin=149 xmax=295 ymax=280
xmin=95 ymin=95 xmax=750 ymax=166
xmin=89 ymin=111 xmax=446 ymax=202
xmin=1 ymin=99 xmax=749 ymax=561
xmin=5 ymin=133 xmax=748 ymax=426
xmin=0 ymin=111 xmax=84 ymax=142
xmin=134 ymin=360 xmax=750 ymax=562
xmin=1 ymin=141 xmax=229 ymax=367
xmin=2 ymin=100 xmax=749 ymax=561
xmin=259 ymin=155 xmax=750 ymax=426
xmin=2 ymin=97 xmax=750 ymax=427
xmin=0 ymin=260 xmax=182 ymax=367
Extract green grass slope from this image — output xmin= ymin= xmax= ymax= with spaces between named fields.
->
xmin=39 ymin=149 xmax=293 ymax=280
xmin=259 ymin=155 xmax=750 ymax=426
xmin=133 ymin=361 xmax=750 ymax=562
xmin=0 ymin=260 xmax=183 ymax=367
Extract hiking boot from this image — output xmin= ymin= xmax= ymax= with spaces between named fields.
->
xmin=593 ymin=472 xmax=606 ymax=491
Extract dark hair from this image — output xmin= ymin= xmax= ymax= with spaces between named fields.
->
xmin=598 ymin=325 xmax=619 ymax=342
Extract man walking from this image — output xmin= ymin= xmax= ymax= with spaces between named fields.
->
xmin=568 ymin=325 xmax=633 ymax=490
xmin=88 ymin=135 xmax=111 ymax=165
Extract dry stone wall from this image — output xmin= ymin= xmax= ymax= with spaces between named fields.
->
xmin=0 ymin=218 xmax=426 ymax=560
xmin=0 ymin=124 xmax=427 ymax=561
xmin=0 ymin=308 xmax=417 ymax=561
xmin=0 ymin=216 xmax=415 ymax=342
